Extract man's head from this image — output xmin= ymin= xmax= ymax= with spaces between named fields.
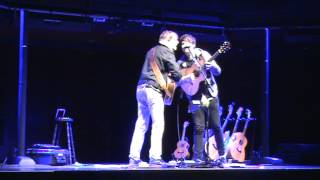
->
xmin=179 ymin=34 xmax=197 ymax=55
xmin=158 ymin=30 xmax=179 ymax=51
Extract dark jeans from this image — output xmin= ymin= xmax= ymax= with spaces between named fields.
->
xmin=192 ymin=97 xmax=225 ymax=160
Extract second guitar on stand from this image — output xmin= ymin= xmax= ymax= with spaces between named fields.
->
xmin=227 ymin=109 xmax=254 ymax=162
xmin=173 ymin=121 xmax=190 ymax=160
xmin=204 ymin=102 xmax=235 ymax=160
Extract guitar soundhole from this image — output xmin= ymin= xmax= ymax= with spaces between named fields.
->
xmin=236 ymin=146 xmax=242 ymax=153
xmin=213 ymin=143 xmax=217 ymax=149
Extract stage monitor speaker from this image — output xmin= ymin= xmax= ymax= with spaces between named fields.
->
xmin=275 ymin=143 xmax=320 ymax=165
xmin=26 ymin=144 xmax=70 ymax=166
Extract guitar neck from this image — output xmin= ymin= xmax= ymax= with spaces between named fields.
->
xmin=232 ymin=118 xmax=240 ymax=134
xmin=221 ymin=114 xmax=231 ymax=132
xmin=242 ymin=109 xmax=253 ymax=135
xmin=242 ymin=118 xmax=251 ymax=135
xmin=208 ymin=50 xmax=220 ymax=62
xmin=222 ymin=103 xmax=235 ymax=132
xmin=232 ymin=107 xmax=243 ymax=134
xmin=206 ymin=41 xmax=230 ymax=63
xmin=181 ymin=126 xmax=187 ymax=141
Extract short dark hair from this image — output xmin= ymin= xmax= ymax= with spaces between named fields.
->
xmin=159 ymin=30 xmax=178 ymax=42
xmin=180 ymin=34 xmax=196 ymax=45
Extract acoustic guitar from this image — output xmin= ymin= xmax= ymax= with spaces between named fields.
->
xmin=228 ymin=108 xmax=253 ymax=162
xmin=180 ymin=41 xmax=231 ymax=96
xmin=163 ymin=76 xmax=176 ymax=105
xmin=205 ymin=102 xmax=235 ymax=160
xmin=173 ymin=121 xmax=190 ymax=160
xmin=150 ymin=47 xmax=176 ymax=106
xmin=225 ymin=106 xmax=244 ymax=159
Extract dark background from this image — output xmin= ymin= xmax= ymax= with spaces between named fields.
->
xmin=0 ymin=1 xmax=318 ymax=164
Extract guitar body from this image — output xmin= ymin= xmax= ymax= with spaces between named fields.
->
xmin=227 ymin=109 xmax=252 ymax=162
xmin=164 ymin=77 xmax=176 ymax=105
xmin=179 ymin=41 xmax=231 ymax=96
xmin=180 ymin=75 xmax=205 ymax=96
xmin=173 ymin=140 xmax=190 ymax=159
xmin=180 ymin=60 xmax=206 ymax=96
xmin=173 ymin=121 xmax=190 ymax=160
xmin=228 ymin=132 xmax=248 ymax=162
xmin=205 ymin=131 xmax=230 ymax=160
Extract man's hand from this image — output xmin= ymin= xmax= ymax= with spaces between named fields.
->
xmin=177 ymin=73 xmax=195 ymax=86
xmin=193 ymin=70 xmax=201 ymax=77
xmin=204 ymin=62 xmax=214 ymax=70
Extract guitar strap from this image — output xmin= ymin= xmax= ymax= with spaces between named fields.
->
xmin=149 ymin=47 xmax=170 ymax=95
xmin=198 ymin=52 xmax=218 ymax=98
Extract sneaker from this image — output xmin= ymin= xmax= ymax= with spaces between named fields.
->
xmin=149 ymin=158 xmax=167 ymax=166
xmin=129 ymin=157 xmax=147 ymax=166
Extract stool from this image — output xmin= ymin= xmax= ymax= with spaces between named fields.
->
xmin=52 ymin=109 xmax=77 ymax=164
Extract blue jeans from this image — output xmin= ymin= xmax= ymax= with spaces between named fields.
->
xmin=129 ymin=84 xmax=164 ymax=160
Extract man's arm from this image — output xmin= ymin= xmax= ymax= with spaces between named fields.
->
xmin=161 ymin=49 xmax=195 ymax=86
xmin=159 ymin=49 xmax=182 ymax=82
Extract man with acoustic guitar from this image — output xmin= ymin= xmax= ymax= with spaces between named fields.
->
xmin=128 ymin=30 xmax=195 ymax=167
xmin=178 ymin=34 xmax=228 ymax=168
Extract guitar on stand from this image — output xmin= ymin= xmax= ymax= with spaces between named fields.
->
xmin=173 ymin=121 xmax=190 ymax=161
xmin=205 ymin=102 xmax=235 ymax=160
xmin=226 ymin=106 xmax=244 ymax=160
xmin=228 ymin=109 xmax=254 ymax=162
xmin=180 ymin=41 xmax=231 ymax=96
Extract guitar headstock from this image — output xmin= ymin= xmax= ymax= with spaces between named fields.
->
xmin=227 ymin=102 xmax=235 ymax=117
xmin=236 ymin=106 xmax=244 ymax=120
xmin=245 ymin=109 xmax=252 ymax=119
xmin=218 ymin=41 xmax=231 ymax=54
xmin=183 ymin=121 xmax=190 ymax=128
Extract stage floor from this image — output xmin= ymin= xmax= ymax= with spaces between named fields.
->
xmin=0 ymin=163 xmax=320 ymax=172
xmin=1 ymin=162 xmax=320 ymax=180
xmin=1 ymin=161 xmax=320 ymax=171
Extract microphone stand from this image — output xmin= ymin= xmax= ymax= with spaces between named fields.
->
xmin=186 ymin=48 xmax=216 ymax=167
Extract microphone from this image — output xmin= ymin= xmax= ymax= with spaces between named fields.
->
xmin=181 ymin=43 xmax=191 ymax=49
xmin=183 ymin=47 xmax=193 ymax=55
xmin=184 ymin=47 xmax=195 ymax=59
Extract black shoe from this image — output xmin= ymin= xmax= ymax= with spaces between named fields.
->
xmin=192 ymin=159 xmax=216 ymax=168
xmin=214 ymin=157 xmax=227 ymax=168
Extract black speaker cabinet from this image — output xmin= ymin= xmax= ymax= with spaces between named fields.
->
xmin=26 ymin=144 xmax=70 ymax=166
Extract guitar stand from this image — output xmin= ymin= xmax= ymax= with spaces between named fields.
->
xmin=176 ymin=158 xmax=188 ymax=168
xmin=170 ymin=153 xmax=187 ymax=168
